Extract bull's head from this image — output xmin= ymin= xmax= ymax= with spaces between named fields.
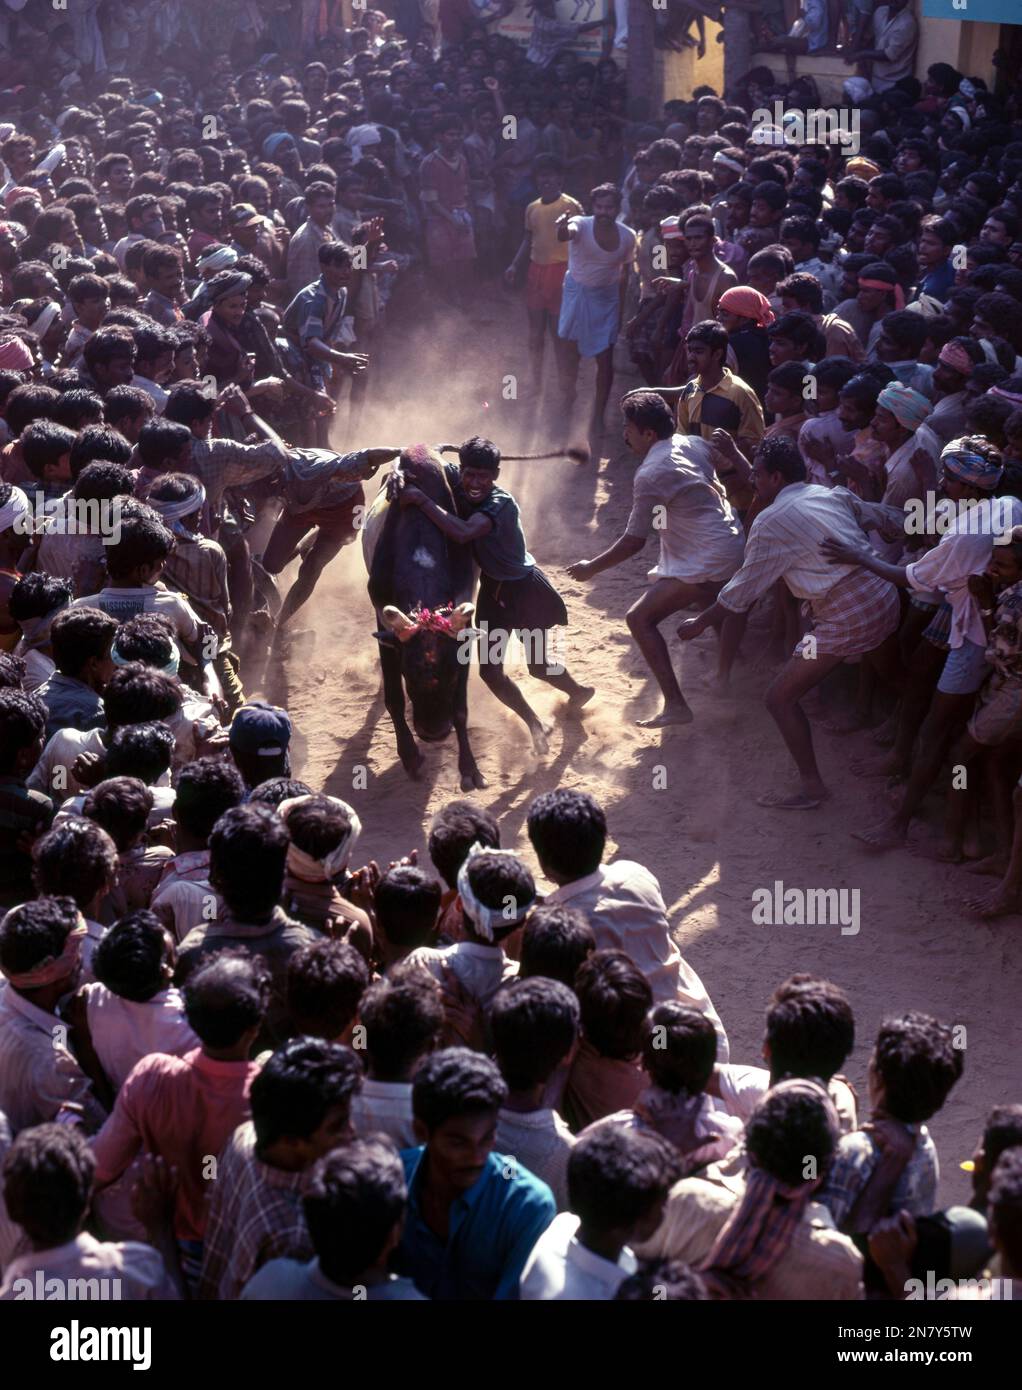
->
xmin=379 ymin=602 xmax=475 ymax=741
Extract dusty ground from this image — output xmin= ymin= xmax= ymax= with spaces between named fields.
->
xmin=262 ymin=291 xmax=1020 ymax=1206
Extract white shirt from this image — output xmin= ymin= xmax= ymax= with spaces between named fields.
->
xmin=906 ymin=496 xmax=1022 ymax=648
xmin=54 ymin=785 xmax=176 ymax=832
xmin=495 ymin=1107 xmax=575 ymax=1211
xmin=625 ymin=435 xmax=745 ymax=585
xmin=350 ymin=1079 xmax=416 ymax=1149
xmin=83 ymin=983 xmax=198 ymax=1092
xmin=718 ymin=482 xmax=875 ymax=612
xmin=715 ymin=1063 xmax=858 ymax=1134
xmin=0 ymin=982 xmax=105 ymax=1135
xmin=545 ymin=861 xmax=729 ymax=1061
xmin=406 ymin=940 xmax=518 ymax=1008
xmin=520 ymin=1212 xmax=637 ymax=1300
xmin=0 ymin=1231 xmax=176 ymax=1300
xmin=27 ymin=725 xmax=104 ymax=799
xmin=566 ymin=216 xmax=636 ymax=289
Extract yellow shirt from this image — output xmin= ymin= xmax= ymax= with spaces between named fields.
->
xmin=525 ymin=194 xmax=583 ymax=266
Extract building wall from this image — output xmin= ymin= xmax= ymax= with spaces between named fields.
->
xmin=657 ymin=24 xmax=726 ymax=102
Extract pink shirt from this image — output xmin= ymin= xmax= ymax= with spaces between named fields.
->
xmin=91 ymin=1048 xmax=257 ymax=1242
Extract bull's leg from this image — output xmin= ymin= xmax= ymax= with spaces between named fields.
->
xmin=454 ymin=664 xmax=487 ymax=791
xmin=380 ymin=641 xmax=424 ymax=778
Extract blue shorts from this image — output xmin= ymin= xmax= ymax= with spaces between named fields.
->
xmin=937 ymin=638 xmax=991 ymax=696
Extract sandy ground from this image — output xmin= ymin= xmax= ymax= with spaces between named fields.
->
xmin=259 ymin=290 xmax=1021 ymax=1207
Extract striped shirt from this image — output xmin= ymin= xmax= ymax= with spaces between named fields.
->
xmin=717 ymin=482 xmax=872 ymax=613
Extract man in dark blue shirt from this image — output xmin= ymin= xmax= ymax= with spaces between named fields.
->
xmin=395 ymin=1047 xmax=556 ymax=1299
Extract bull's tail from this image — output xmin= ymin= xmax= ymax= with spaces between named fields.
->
xmin=437 ymin=442 xmax=590 ymax=465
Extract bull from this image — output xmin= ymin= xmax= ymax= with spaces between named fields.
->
xmin=363 ymin=445 xmax=487 ymax=789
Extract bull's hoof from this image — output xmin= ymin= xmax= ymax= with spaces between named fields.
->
xmin=461 ymin=767 xmax=488 ymax=791
xmin=400 ymin=748 xmax=425 ymax=780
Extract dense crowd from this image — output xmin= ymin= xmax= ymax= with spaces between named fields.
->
xmin=0 ymin=0 xmax=1020 ymax=1303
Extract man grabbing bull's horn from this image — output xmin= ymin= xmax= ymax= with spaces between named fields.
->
xmin=396 ymin=435 xmax=594 ymax=753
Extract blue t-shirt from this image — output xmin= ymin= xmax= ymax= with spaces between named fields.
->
xmin=395 ymin=1147 xmax=555 ymax=1300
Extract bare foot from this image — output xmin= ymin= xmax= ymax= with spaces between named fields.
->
xmin=851 ymin=817 xmax=907 ymax=850
xmin=756 ymin=785 xmax=829 ymax=810
xmin=965 ymin=853 xmax=1010 ymax=877
xmin=872 ymin=713 xmax=899 ymax=747
xmin=530 ymin=720 xmax=553 ymax=755
xmin=819 ymin=711 xmax=871 ymax=735
xmin=850 ymin=751 xmax=906 ymax=779
xmin=966 ymin=885 xmax=1022 ymax=919
xmin=566 ymin=684 xmax=596 ymax=710
xmin=636 ymin=702 xmax=694 ymax=728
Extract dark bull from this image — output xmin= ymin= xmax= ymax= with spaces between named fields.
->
xmin=365 ymin=446 xmax=487 ymax=789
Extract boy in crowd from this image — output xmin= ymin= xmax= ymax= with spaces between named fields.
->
xmin=527 ymin=788 xmax=728 ymax=1053
xmin=395 ymin=1047 xmax=556 ymax=1299
xmin=199 ymin=1037 xmax=363 ymax=1301
xmin=520 ymin=1126 xmax=680 ymax=1300
xmin=351 ymin=969 xmax=444 ymax=1148
xmin=241 ymin=1138 xmax=427 ymax=1300
xmin=490 ymin=977 xmax=580 ymax=1209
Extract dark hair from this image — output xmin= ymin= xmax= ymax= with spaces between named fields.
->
xmin=458 ymin=434 xmax=501 ymax=473
xmin=73 ymin=460 xmax=135 ymax=503
xmin=873 ymin=1012 xmax=964 ymax=1124
xmin=750 ymin=180 xmax=787 ymax=212
xmin=374 ymin=865 xmax=442 ymax=949
xmin=427 ymin=798 xmax=500 ymax=888
xmin=209 ymin=803 xmax=289 ymax=919
xmin=4 ymin=384 xmax=60 ymax=437
xmin=52 ymin=389 xmax=104 ymax=430
xmin=685 ymin=319 xmax=729 ymax=355
xmin=462 ymin=849 xmax=536 ymax=938
xmin=527 ymin=788 xmax=606 ymax=881
xmin=0 ymin=688 xmax=46 ymax=774
xmin=518 ymin=903 xmax=596 ymax=988
xmin=358 ymin=969 xmax=443 ymax=1080
xmin=164 ymin=380 xmax=217 ymax=427
xmin=411 ymin=1046 xmax=507 ymax=1131
xmin=183 ymin=948 xmax=271 ymax=1048
xmin=879 ymin=308 xmax=928 ymax=357
xmin=284 ymin=795 xmax=356 ymax=866
xmin=765 ymin=976 xmax=854 ymax=1084
xmin=106 ymin=503 xmax=174 ymax=580
xmin=93 ymin=908 xmax=170 ymax=1002
xmin=32 ymin=817 xmax=117 ymax=909
xmin=137 ymin=417 xmax=192 ymax=469
xmin=0 ymin=895 xmax=81 ymax=979
xmin=767 ymin=309 xmax=825 ymax=357
xmin=303 ymin=1138 xmax=407 ymax=1284
xmin=19 ymin=420 xmax=76 ymax=480
xmin=621 ymin=389 xmax=675 ymax=440
xmin=981 ymin=1104 xmax=1022 ymax=1176
xmin=285 ymin=940 xmax=369 ymax=1040
xmin=245 ymin=777 xmax=313 ymax=809
xmin=101 ymin=662 xmax=181 ymax=728
xmin=172 ymin=758 xmax=245 ymax=842
xmin=489 ymin=977 xmax=579 ymax=1091
xmin=642 ymin=1002 xmax=717 ymax=1095
xmin=250 ymin=1036 xmax=362 ymax=1149
xmin=9 ymin=572 xmax=73 ymax=625
xmin=49 ymin=605 xmax=117 ymax=678
xmin=567 ymin=1127 xmax=680 ymax=1232
xmin=70 ymin=423 xmax=133 ymax=479
xmin=989 ymin=1149 xmax=1022 ymax=1270
xmin=576 ymin=950 xmax=653 ymax=1060
xmin=777 ymin=270 xmax=823 ymax=313
xmin=767 ymin=361 xmax=808 ymax=397
xmin=105 ymin=721 xmax=175 ymax=784
xmin=82 ymin=775 xmax=153 ymax=852
xmin=754 ymin=434 xmax=806 ymax=482
xmin=82 ymin=325 xmax=135 ymax=370
xmin=808 ymin=356 xmax=860 ymax=392
xmin=745 ymin=1081 xmax=839 ymax=1186
xmin=2 ymin=1124 xmax=95 ymax=1247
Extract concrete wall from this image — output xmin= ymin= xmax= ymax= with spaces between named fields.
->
xmin=657 ymin=24 xmax=726 ymax=102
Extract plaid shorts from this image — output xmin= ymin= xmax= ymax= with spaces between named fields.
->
xmin=798 ymin=568 xmax=901 ymax=659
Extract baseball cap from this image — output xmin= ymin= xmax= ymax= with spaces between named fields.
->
xmin=229 ymin=701 xmax=292 ymax=758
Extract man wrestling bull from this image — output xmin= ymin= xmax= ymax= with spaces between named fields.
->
xmin=396 ymin=435 xmax=594 ymax=753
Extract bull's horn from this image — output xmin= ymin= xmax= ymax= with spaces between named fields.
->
xmin=449 ymin=602 xmax=474 ymax=632
xmin=381 ymin=605 xmax=419 ymax=642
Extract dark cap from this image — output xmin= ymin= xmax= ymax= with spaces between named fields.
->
xmin=229 ymin=700 xmax=292 ymax=758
